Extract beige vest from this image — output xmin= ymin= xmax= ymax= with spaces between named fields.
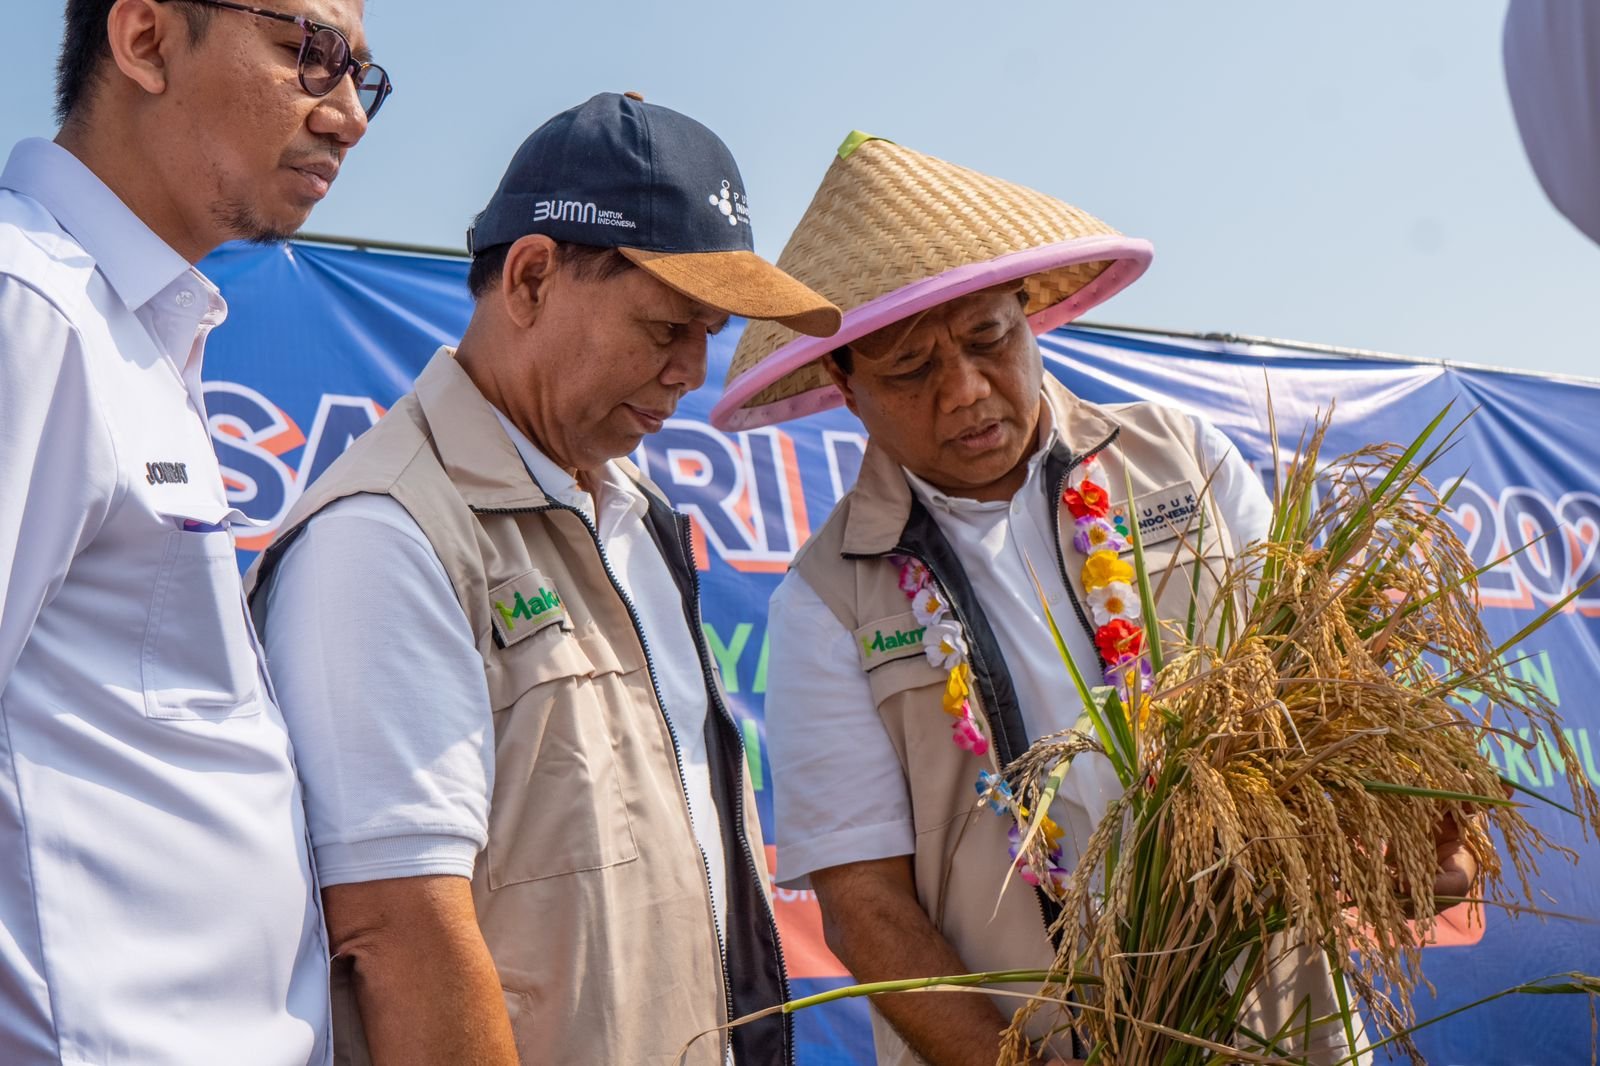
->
xmin=247 ymin=349 xmax=790 ymax=1066
xmin=794 ymin=378 xmax=1359 ymax=1065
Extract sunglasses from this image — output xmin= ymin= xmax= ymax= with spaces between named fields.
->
xmin=158 ymin=0 xmax=393 ymax=119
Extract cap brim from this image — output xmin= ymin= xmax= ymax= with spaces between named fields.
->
xmin=619 ymin=248 xmax=842 ymax=338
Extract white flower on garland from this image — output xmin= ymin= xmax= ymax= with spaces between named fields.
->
xmin=912 ymin=583 xmax=948 ymax=626
xmin=924 ymin=619 xmax=968 ymax=670
xmin=1087 ymin=581 xmax=1141 ymax=627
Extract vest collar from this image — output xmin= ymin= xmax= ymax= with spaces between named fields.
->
xmin=412 ymin=346 xmax=676 ymax=518
xmin=412 ymin=347 xmax=550 ymax=510
xmin=841 ymin=375 xmax=1120 ymax=556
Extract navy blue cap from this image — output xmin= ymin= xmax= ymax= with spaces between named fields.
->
xmin=469 ymin=93 xmax=840 ymax=337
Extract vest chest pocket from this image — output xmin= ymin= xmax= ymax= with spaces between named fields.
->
xmin=1134 ymin=537 xmax=1234 ymax=646
xmin=483 ymin=624 xmax=640 ymax=888
xmin=856 ymin=618 xmax=953 ymax=787
xmin=864 ymin=653 xmax=947 ymax=708
xmin=863 ymin=649 xmax=988 ymax=835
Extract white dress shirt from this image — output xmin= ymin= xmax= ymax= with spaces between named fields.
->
xmin=261 ymin=409 xmax=732 ymax=944
xmin=767 ymin=407 xmax=1274 ymax=887
xmin=0 ymin=139 xmax=328 ymax=1064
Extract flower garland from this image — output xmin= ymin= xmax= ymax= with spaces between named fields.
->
xmin=901 ymin=457 xmax=1160 ymax=895
xmin=891 ymin=555 xmax=1071 ymax=888
xmin=978 ymin=455 xmax=1162 ymax=893
xmin=973 ymin=769 xmax=1068 ymax=890
xmin=1065 ymin=456 xmax=1153 ymax=718
xmin=891 ymin=555 xmax=989 ymax=757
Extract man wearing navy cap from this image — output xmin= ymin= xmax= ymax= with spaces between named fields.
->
xmin=246 ymin=93 xmax=839 ymax=1065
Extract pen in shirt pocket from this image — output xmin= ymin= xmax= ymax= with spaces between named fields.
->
xmin=164 ymin=509 xmax=267 ymax=534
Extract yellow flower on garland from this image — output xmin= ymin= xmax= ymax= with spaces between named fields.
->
xmin=1016 ymin=804 xmax=1066 ymax=849
xmin=1081 ymin=549 xmax=1134 ymax=591
xmin=943 ymin=662 xmax=972 ymax=716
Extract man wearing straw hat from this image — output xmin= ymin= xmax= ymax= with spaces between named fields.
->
xmin=246 ymin=93 xmax=840 ymax=1065
xmin=711 ymin=134 xmax=1409 ymax=1065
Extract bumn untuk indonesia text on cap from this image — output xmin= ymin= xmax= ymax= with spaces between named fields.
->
xmin=468 ymin=92 xmax=842 ymax=338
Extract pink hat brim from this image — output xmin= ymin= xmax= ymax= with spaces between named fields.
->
xmin=710 ymin=235 xmax=1154 ymax=431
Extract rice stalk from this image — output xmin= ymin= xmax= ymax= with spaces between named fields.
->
xmin=998 ymin=408 xmax=1600 ymax=1064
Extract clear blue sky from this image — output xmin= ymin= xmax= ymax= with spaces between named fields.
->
xmin=6 ymin=1 xmax=1598 ymax=378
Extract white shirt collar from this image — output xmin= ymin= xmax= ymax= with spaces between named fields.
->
xmin=1 ymin=138 xmax=207 ymax=314
xmin=490 ymin=409 xmax=643 ymax=527
xmin=903 ymin=404 xmax=1061 ymax=514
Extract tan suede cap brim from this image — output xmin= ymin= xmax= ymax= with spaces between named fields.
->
xmin=619 ymin=247 xmax=842 ymax=338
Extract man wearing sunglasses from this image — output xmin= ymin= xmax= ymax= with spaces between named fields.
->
xmin=0 ymin=2 xmax=387 ymax=1063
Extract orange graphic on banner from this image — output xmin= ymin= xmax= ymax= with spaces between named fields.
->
xmin=765 ymin=846 xmax=850 ymax=980
xmin=1420 ymin=901 xmax=1486 ymax=948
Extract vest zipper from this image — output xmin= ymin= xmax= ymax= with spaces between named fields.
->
xmin=674 ymin=513 xmax=794 ymax=1055
xmin=475 ymin=502 xmax=736 ymax=1061
xmin=1048 ymin=429 xmax=1122 ymax=663
xmin=1044 ymin=429 xmax=1119 ymax=1064
xmin=884 ymin=430 xmax=1117 ymax=1061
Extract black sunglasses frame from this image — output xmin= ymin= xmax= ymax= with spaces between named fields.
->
xmin=157 ymin=0 xmax=392 ymax=119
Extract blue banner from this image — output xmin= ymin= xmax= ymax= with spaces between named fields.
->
xmin=202 ymin=240 xmax=1600 ymax=1065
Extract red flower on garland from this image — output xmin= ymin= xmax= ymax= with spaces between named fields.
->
xmin=1062 ymin=479 xmax=1111 ymax=520
xmin=1094 ymin=618 xmax=1146 ymax=663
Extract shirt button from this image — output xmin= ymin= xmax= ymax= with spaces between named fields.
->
xmin=176 ymin=289 xmax=196 ymax=307
xmin=1011 ymin=501 xmax=1023 ymax=515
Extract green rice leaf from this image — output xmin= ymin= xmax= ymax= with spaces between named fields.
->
xmin=1185 ymin=503 xmax=1206 ymax=644
xmin=1024 ymin=556 xmax=1134 ymax=786
xmin=1503 ymin=775 xmax=1579 ymax=817
xmin=1101 ymin=687 xmax=1136 ymax=777
xmin=1328 ymin=952 xmax=1359 ymax=1061
xmin=1121 ymin=461 xmax=1165 ymax=676
xmin=1357 ymin=527 xmax=1552 ymax=641
xmin=1327 ymin=973 xmax=1600 ymax=1066
xmin=1325 ymin=402 xmax=1458 ymax=559
xmin=1359 ymin=779 xmax=1517 ymax=807
xmin=1480 ymin=574 xmax=1600 ymax=669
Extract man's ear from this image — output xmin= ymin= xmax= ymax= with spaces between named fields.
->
xmin=822 ymin=352 xmax=861 ymax=418
xmin=501 ymin=235 xmax=559 ymax=329
xmin=106 ymin=0 xmax=177 ymax=97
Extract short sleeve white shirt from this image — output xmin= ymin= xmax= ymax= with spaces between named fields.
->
xmin=260 ymin=408 xmax=733 ymax=944
xmin=767 ymin=407 xmax=1273 ymax=887
xmin=0 ymin=139 xmax=328 ymax=1064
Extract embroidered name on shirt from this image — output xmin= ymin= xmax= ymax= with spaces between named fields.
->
xmin=488 ymin=568 xmax=569 ymax=647
xmin=145 ymin=461 xmax=189 ymax=485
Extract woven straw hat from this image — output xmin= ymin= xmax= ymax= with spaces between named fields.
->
xmin=710 ymin=132 xmax=1153 ymax=431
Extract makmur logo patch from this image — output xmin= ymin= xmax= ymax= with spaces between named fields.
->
xmin=489 ymin=569 xmax=568 ymax=647
xmin=853 ymin=612 xmax=927 ymax=670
